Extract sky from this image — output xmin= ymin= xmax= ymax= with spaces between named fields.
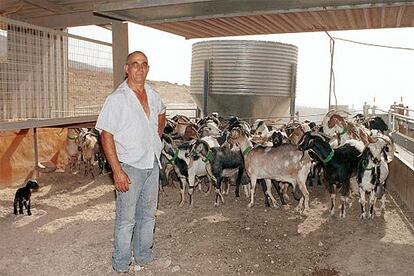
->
xmin=69 ymin=24 xmax=414 ymax=111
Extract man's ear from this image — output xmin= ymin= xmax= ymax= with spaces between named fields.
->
xmin=124 ymin=64 xmax=128 ymax=74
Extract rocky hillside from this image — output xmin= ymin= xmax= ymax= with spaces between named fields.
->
xmin=147 ymin=80 xmax=195 ymax=106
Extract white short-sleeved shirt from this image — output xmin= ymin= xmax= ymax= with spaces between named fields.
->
xmin=96 ymin=80 xmax=166 ymax=169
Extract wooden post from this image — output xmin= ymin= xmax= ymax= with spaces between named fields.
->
xmin=112 ymin=22 xmax=129 ymax=89
xmin=33 ymin=128 xmax=39 ymax=179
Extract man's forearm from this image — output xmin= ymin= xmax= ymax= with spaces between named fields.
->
xmin=101 ymin=131 xmax=122 ymax=173
xmin=158 ymin=112 xmax=166 ymax=137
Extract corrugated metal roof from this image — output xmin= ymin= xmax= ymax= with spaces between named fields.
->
xmin=0 ymin=0 xmax=413 ymax=36
xmin=93 ymin=0 xmax=414 ymax=38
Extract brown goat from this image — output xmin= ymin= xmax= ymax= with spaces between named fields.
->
xmin=228 ymin=128 xmax=312 ymax=213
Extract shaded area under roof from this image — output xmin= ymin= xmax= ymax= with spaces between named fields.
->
xmin=93 ymin=0 xmax=414 ymax=39
xmin=1 ymin=1 xmax=413 ymax=37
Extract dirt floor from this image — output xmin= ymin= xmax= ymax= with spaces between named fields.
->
xmin=1 ymin=170 xmax=414 ymax=276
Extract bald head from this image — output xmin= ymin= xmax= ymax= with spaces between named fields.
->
xmin=126 ymin=51 xmax=148 ymax=64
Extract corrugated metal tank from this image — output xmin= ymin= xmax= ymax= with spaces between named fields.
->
xmin=190 ymin=40 xmax=298 ymax=119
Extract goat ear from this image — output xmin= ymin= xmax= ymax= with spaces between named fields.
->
xmin=308 ymin=137 xmax=316 ymax=148
xmin=367 ymin=135 xmax=376 ymax=143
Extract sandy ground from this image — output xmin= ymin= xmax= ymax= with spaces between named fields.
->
xmin=1 ymin=170 xmax=414 ymax=276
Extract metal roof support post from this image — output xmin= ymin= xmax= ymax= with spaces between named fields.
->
xmin=203 ymin=59 xmax=210 ymax=118
xmin=327 ymin=34 xmax=335 ymax=110
xmin=290 ymin=63 xmax=297 ymax=120
xmin=388 ymin=109 xmax=393 ymax=131
xmin=33 ymin=128 xmax=39 ymax=179
xmin=112 ymin=21 xmax=129 ymax=88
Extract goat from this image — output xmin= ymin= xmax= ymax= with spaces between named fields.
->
xmin=323 ymin=112 xmax=373 ymax=147
xmin=228 ymin=128 xmax=312 ymax=213
xmin=170 ymin=115 xmax=199 ymax=140
xmin=78 ymin=129 xmax=98 ymax=178
xmin=161 ymin=135 xmax=195 ymax=206
xmin=298 ymin=132 xmax=364 ymax=218
xmin=13 ymin=179 xmax=39 ymax=216
xmin=357 ymin=136 xmax=393 ymax=219
xmin=190 ymin=139 xmax=245 ymax=206
xmin=199 ymin=120 xmax=221 ymax=137
xmin=66 ymin=128 xmax=80 ymax=173
xmin=364 ymin=116 xmax=389 ymax=133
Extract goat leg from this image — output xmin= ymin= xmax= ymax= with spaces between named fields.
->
xmin=27 ymin=199 xmax=32 ymax=216
xmin=380 ymin=194 xmax=386 ymax=212
xmin=19 ymin=199 xmax=24 ymax=214
xmin=340 ymin=196 xmax=347 ymax=218
xmin=234 ymin=167 xmax=244 ymax=198
xmin=272 ymin=180 xmax=286 ymax=206
xmin=368 ymin=191 xmax=376 ymax=219
xmin=265 ymin=179 xmax=279 ymax=208
xmin=13 ymin=196 xmax=18 ymax=215
xmin=188 ymin=171 xmax=196 ymax=207
xmin=214 ymin=177 xmax=224 ymax=206
xmin=359 ymin=187 xmax=366 ymax=219
xmin=188 ymin=180 xmax=196 ymax=206
xmin=178 ymin=178 xmax=186 ymax=207
xmin=248 ymin=177 xmax=257 ymax=208
xmin=243 ymin=183 xmax=250 ymax=198
xmin=259 ymin=180 xmax=270 ymax=207
xmin=299 ymin=183 xmax=310 ymax=212
xmin=329 ymin=185 xmax=337 ymax=216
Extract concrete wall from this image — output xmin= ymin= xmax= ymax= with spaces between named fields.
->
xmin=388 ymin=155 xmax=414 ymax=212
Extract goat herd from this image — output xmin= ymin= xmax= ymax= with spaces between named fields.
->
xmin=66 ymin=110 xmax=395 ymax=220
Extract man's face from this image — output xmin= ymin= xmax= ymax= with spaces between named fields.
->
xmin=125 ymin=52 xmax=149 ymax=84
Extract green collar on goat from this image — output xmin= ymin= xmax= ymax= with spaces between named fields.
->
xmin=338 ymin=127 xmax=348 ymax=135
xmin=242 ymin=146 xmax=253 ymax=156
xmin=322 ymin=149 xmax=335 ymax=164
xmin=170 ymin=149 xmax=179 ymax=164
xmin=202 ymin=150 xmax=212 ymax=163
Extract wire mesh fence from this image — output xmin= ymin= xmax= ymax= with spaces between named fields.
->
xmin=0 ymin=16 xmax=113 ymax=121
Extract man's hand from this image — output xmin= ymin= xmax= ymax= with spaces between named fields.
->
xmin=100 ymin=130 xmax=130 ymax=192
xmin=113 ymin=168 xmax=130 ymax=192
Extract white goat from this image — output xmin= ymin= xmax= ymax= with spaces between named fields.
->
xmin=357 ymin=135 xmax=393 ymax=219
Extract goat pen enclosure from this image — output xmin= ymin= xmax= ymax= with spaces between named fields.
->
xmin=1 ymin=171 xmax=414 ymax=275
xmin=0 ymin=16 xmax=113 ymax=123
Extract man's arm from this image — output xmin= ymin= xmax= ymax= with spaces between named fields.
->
xmin=101 ymin=130 xmax=130 ymax=192
xmin=158 ymin=112 xmax=166 ymax=137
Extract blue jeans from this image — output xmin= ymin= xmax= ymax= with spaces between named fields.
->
xmin=112 ymin=160 xmax=159 ymax=272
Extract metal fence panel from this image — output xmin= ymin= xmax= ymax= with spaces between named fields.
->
xmin=0 ymin=16 xmax=113 ymax=121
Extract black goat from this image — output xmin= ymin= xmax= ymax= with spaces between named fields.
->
xmin=191 ymin=139 xmax=245 ymax=206
xmin=13 ymin=179 xmax=39 ymax=216
xmin=298 ymin=132 xmax=364 ymax=218
xmin=161 ymin=134 xmax=194 ymax=206
xmin=364 ymin=116 xmax=388 ymax=133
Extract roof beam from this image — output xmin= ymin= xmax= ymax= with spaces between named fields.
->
xmin=22 ymin=0 xmax=70 ymax=13
xmin=94 ymin=0 xmax=414 ymax=25
xmin=396 ymin=6 xmax=405 ymax=27
xmin=26 ymin=11 xmax=118 ymax=29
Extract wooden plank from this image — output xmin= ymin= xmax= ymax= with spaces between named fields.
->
xmin=396 ymin=6 xmax=405 ymax=27
xmin=22 ymin=0 xmax=71 ymax=13
xmin=27 ymin=11 xmax=116 ymax=29
xmin=392 ymin=132 xmax=414 ymax=155
xmin=0 ymin=115 xmax=98 ymax=131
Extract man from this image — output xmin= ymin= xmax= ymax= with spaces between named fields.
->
xmin=96 ymin=51 xmax=167 ymax=273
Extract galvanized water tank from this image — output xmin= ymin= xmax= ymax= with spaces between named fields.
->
xmin=190 ymin=40 xmax=298 ymax=119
